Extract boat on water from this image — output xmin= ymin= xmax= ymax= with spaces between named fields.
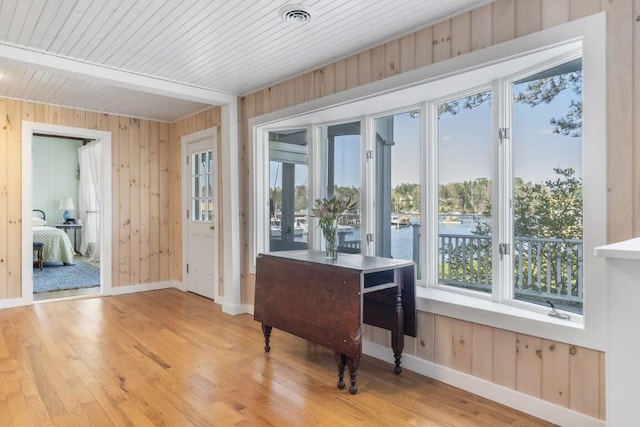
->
xmin=391 ymin=214 xmax=411 ymax=227
xmin=439 ymin=214 xmax=463 ymax=224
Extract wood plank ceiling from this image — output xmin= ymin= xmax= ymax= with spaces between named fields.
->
xmin=0 ymin=0 xmax=491 ymax=121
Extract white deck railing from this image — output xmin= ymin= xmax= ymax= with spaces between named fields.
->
xmin=338 ymin=226 xmax=584 ymax=309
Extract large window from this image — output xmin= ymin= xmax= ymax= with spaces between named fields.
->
xmin=268 ymin=129 xmax=309 ymax=252
xmin=320 ymin=122 xmax=361 ymax=254
xmin=252 ymin=15 xmax=605 ymax=346
xmin=430 ymin=59 xmax=585 ymax=315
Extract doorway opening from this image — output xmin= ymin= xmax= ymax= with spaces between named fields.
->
xmin=22 ymin=122 xmax=113 ymax=304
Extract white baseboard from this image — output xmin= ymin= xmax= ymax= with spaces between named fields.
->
xmin=0 ymin=297 xmax=30 ymax=310
xmin=245 ymin=304 xmax=255 ymax=315
xmin=222 ymin=302 xmax=251 ymax=316
xmin=107 ymin=281 xmax=178 ymax=296
xmin=363 ymin=341 xmax=604 ymax=427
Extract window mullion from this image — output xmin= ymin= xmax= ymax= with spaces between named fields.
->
xmin=362 ymin=117 xmax=375 ymax=257
xmin=309 ymin=125 xmax=322 ymax=250
xmin=425 ymin=102 xmax=438 ymax=288
xmin=494 ymin=78 xmax=514 ymax=303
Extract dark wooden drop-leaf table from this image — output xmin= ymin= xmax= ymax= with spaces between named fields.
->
xmin=254 ymin=250 xmax=416 ymax=394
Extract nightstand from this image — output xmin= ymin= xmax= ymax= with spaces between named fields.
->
xmin=55 ymin=223 xmax=82 ymax=254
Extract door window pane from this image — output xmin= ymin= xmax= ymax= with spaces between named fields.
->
xmin=269 ymin=129 xmax=309 ymax=252
xmin=320 ymin=122 xmax=361 ymax=254
xmin=191 ymin=150 xmax=213 ymax=222
xmin=512 ymin=59 xmax=583 ymax=313
xmin=436 ymin=90 xmax=492 ymax=293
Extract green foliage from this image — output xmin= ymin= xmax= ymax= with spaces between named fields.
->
xmin=437 ymin=92 xmax=491 ymax=118
xmin=439 ymin=178 xmax=491 ymax=215
xmin=392 ymin=182 xmax=421 ymax=213
xmin=513 ymin=167 xmax=583 ymax=240
xmin=295 ymin=185 xmax=307 ymax=212
xmin=333 ymin=186 xmax=360 ymax=209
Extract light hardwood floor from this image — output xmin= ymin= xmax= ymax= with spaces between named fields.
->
xmin=0 ymin=289 xmax=554 ymax=426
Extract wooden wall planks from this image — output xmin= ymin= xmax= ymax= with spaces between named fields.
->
xmin=0 ymin=100 xmax=220 ymax=298
xmin=238 ymin=0 xmax=629 ymax=419
xmin=0 ymin=100 xmax=9 ymax=299
xmin=139 ymin=119 xmax=151 ymax=284
xmin=408 ymin=316 xmax=604 ymax=418
xmin=604 ymin=0 xmax=635 ymax=243
xmin=118 ymin=117 xmax=131 ymax=286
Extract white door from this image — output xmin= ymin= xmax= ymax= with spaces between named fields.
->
xmin=184 ymin=135 xmax=218 ymax=299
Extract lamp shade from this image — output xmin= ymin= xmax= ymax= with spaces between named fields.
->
xmin=58 ymin=198 xmax=75 ymax=210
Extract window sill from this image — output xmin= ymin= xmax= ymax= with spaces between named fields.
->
xmin=415 ymin=287 xmax=598 ymax=348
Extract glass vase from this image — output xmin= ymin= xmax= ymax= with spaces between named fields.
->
xmin=322 ymin=218 xmax=338 ymax=260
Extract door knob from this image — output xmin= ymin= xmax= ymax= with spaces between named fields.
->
xmin=210 ymin=225 xmax=215 ymax=230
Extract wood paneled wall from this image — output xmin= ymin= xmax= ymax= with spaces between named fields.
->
xmin=111 ymin=114 xmax=175 ymax=287
xmin=110 ymin=105 xmax=223 ymax=287
xmin=0 ymin=98 xmax=220 ymax=300
xmin=363 ymin=315 xmax=605 ymax=419
xmin=240 ymin=0 xmax=636 ymax=420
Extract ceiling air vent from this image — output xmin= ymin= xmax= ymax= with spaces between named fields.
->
xmin=280 ymin=5 xmax=312 ymax=23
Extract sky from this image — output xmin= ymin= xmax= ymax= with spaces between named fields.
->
xmin=270 ymin=78 xmax=582 ymax=190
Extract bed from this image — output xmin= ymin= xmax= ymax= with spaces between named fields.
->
xmin=32 ymin=210 xmax=75 ymax=265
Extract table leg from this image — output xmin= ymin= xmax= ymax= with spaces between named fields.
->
xmin=261 ymin=324 xmax=272 ymax=352
xmin=335 ymin=353 xmax=360 ymax=394
xmin=347 ymin=356 xmax=360 ymax=394
xmin=335 ymin=352 xmax=346 ymax=390
xmin=392 ymin=283 xmax=404 ymax=374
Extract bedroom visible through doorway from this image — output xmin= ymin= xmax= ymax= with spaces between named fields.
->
xmin=22 ymin=121 xmax=113 ymax=306
xmin=31 ymin=134 xmax=101 ymax=301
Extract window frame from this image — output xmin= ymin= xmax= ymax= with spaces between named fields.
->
xmin=249 ymin=13 xmax=606 ymax=350
xmin=425 ymin=50 xmax=585 ymax=318
xmin=426 ymin=84 xmax=495 ymax=301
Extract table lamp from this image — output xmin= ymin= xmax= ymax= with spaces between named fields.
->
xmin=58 ymin=197 xmax=75 ymax=223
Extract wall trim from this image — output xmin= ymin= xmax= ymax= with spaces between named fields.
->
xmin=0 ymin=42 xmax=235 ymax=105
xmin=220 ymin=102 xmax=242 ymax=311
xmin=222 ymin=302 xmax=249 ymax=316
xmin=0 ymin=297 xmax=30 ymax=310
xmin=107 ymin=281 xmax=179 ymax=296
xmin=21 ymin=121 xmax=113 ymax=307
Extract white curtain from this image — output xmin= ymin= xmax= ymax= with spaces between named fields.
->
xmin=78 ymin=141 xmax=101 ymax=261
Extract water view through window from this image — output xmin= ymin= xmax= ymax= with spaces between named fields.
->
xmin=268 ymin=129 xmax=309 ymax=252
xmin=437 ymin=90 xmax=493 ymax=293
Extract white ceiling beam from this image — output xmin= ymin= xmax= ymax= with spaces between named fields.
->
xmin=0 ymin=42 xmax=236 ymax=105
